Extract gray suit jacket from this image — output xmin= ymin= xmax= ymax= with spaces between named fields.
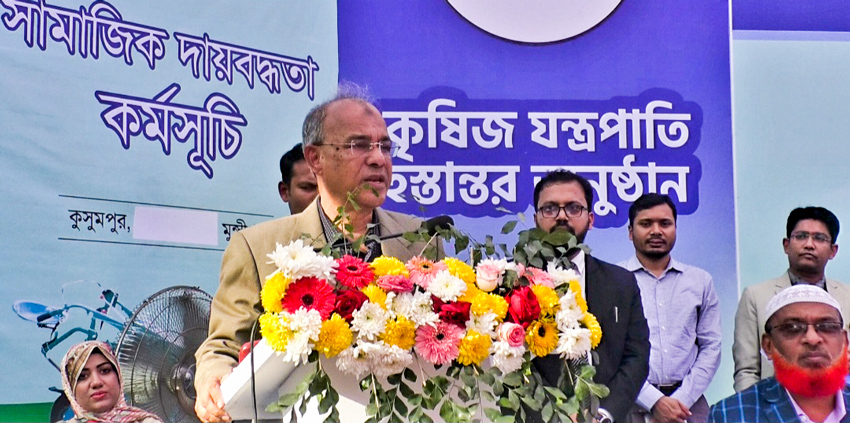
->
xmin=732 ymin=271 xmax=850 ymax=391
xmin=194 ymin=199 xmax=439 ymax=387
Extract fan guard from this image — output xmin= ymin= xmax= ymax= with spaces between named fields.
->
xmin=116 ymin=286 xmax=212 ymax=423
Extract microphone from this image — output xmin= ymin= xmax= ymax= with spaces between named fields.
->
xmin=380 ymin=215 xmax=454 ymax=241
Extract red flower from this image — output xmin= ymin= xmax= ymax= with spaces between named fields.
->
xmin=335 ymin=255 xmax=375 ymax=289
xmin=281 ymin=277 xmax=336 ymax=319
xmin=333 ymin=289 xmax=369 ymax=322
xmin=432 ymin=296 xmax=472 ymax=329
xmin=505 ymin=286 xmax=541 ymax=329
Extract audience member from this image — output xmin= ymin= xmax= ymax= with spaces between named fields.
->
xmin=619 ymin=194 xmax=721 ymax=423
xmin=277 ymin=142 xmax=317 ymax=214
xmin=530 ymin=170 xmax=649 ymax=423
xmin=711 ymin=284 xmax=850 ymax=422
xmin=733 ymin=206 xmax=850 ymax=391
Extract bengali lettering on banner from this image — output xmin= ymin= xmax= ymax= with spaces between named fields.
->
xmin=382 ymin=87 xmax=702 ymax=228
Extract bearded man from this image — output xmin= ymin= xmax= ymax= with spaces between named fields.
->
xmin=709 ymin=284 xmax=850 ymax=422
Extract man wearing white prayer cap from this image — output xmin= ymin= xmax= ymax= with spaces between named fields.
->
xmin=710 ymin=284 xmax=850 ymax=422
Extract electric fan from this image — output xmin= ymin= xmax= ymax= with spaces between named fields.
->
xmin=116 ymin=286 xmax=212 ymax=423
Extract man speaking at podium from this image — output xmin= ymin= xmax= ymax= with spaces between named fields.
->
xmin=194 ymin=84 xmax=438 ymax=422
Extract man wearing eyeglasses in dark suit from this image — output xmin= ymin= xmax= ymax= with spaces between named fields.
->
xmin=530 ymin=170 xmax=650 ymax=423
xmin=194 ymin=83 xmax=442 ymax=422
xmin=733 ymin=206 xmax=850 ymax=392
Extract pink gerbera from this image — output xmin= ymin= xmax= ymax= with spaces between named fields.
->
xmin=406 ymin=256 xmax=448 ymax=289
xmin=281 ymin=277 xmax=336 ymax=319
xmin=335 ymin=255 xmax=375 ymax=289
xmin=414 ymin=321 xmax=464 ymax=365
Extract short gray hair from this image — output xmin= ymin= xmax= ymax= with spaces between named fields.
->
xmin=301 ymin=82 xmax=375 ymax=148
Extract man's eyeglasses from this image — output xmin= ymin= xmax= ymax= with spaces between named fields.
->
xmin=317 ymin=140 xmax=398 ymax=157
xmin=789 ymin=231 xmax=832 ymax=245
xmin=766 ymin=321 xmax=844 ymax=338
xmin=537 ymin=203 xmax=588 ymax=219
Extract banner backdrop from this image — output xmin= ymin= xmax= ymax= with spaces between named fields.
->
xmin=0 ymin=0 xmax=337 ymax=407
xmin=339 ymin=0 xmax=737 ymax=401
xmin=733 ymin=1 xmax=850 ymax=337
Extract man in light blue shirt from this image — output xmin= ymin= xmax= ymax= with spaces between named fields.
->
xmin=619 ymin=194 xmax=721 ymax=423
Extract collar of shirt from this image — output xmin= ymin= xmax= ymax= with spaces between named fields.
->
xmin=786 ymin=387 xmax=846 ymax=423
xmin=788 ymin=270 xmax=827 ymax=291
xmin=622 ymin=255 xmax=683 ymax=280
xmin=316 ymin=196 xmax=382 ymax=261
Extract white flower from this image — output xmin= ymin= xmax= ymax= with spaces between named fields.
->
xmin=371 ymin=342 xmax=414 ymax=377
xmin=466 ymin=312 xmax=498 ymax=336
xmin=351 ymin=302 xmax=389 ymax=341
xmin=282 ymin=332 xmax=313 ymax=365
xmin=288 ymin=308 xmax=323 ymax=341
xmin=266 ymin=239 xmax=337 ymax=280
xmin=546 ymin=262 xmax=580 ymax=288
xmin=556 ymin=291 xmax=584 ymax=331
xmin=336 ymin=344 xmax=371 ymax=379
xmin=389 ymin=290 xmax=438 ymax=327
xmin=490 ymin=341 xmax=525 ymax=374
xmin=427 ymin=270 xmax=467 ymax=302
xmin=555 ymin=327 xmax=592 ymax=360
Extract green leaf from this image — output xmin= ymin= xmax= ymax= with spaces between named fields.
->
xmin=520 ymin=395 xmax=542 ymax=410
xmin=404 ymin=368 xmax=417 ymax=382
xmin=481 ymin=390 xmax=495 ymax=402
xmin=366 ymin=401 xmax=378 ymax=416
xmin=387 ymin=373 xmax=401 ymax=385
xmin=439 ymin=400 xmax=455 ymax=422
xmin=394 ymin=398 xmax=408 ymax=416
xmin=458 ymin=388 xmax=470 ymax=402
xmin=541 ymin=402 xmax=554 ymax=422
xmin=502 ymin=372 xmax=522 ymax=387
xmin=399 ymin=382 xmax=415 ymax=398
xmin=501 ymin=220 xmax=518 ymax=234
xmin=495 ymin=416 xmax=515 ymax=423
xmin=484 ymin=408 xmax=503 ymax=421
xmin=318 ymin=392 xmax=333 ymax=414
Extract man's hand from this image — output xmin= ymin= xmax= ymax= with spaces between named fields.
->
xmin=651 ymin=397 xmax=691 ymax=423
xmin=195 ymin=375 xmax=231 ymax=423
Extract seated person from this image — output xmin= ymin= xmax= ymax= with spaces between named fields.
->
xmin=60 ymin=341 xmax=162 ymax=423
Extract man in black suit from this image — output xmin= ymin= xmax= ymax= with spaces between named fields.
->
xmin=531 ymin=170 xmax=650 ymax=423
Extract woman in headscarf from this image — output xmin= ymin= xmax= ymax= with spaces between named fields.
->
xmin=60 ymin=341 xmax=163 ymax=423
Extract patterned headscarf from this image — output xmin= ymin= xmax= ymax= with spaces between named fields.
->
xmin=60 ymin=341 xmax=162 ymax=423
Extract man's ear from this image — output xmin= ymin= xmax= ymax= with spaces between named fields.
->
xmin=278 ymin=181 xmax=290 ymax=202
xmin=761 ymin=333 xmax=775 ymax=359
xmin=303 ymin=144 xmax=322 ymax=176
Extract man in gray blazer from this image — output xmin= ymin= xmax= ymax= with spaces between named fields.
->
xmin=733 ymin=206 xmax=850 ymax=392
xmin=194 ymin=84 xmax=440 ymax=422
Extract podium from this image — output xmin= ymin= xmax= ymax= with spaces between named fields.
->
xmin=220 ymin=339 xmax=503 ymax=422
xmin=220 ymin=339 xmax=369 ymax=422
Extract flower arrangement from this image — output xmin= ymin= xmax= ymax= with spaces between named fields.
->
xmin=258 ymin=233 xmax=607 ymax=423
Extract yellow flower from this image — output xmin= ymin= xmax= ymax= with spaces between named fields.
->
xmin=457 ymin=281 xmax=482 ymax=304
xmin=261 ymin=272 xmax=290 ymax=313
xmin=569 ymin=280 xmax=588 ymax=313
xmin=259 ymin=312 xmax=293 ymax=352
xmin=457 ymin=330 xmax=491 ymax=366
xmin=471 ymin=292 xmax=509 ymax=320
xmin=444 ymin=258 xmax=476 ymax=285
xmin=526 ymin=319 xmax=559 ymax=357
xmin=316 ymin=314 xmax=353 ymax=358
xmin=531 ymin=285 xmax=560 ymax=316
xmin=371 ymin=256 xmax=409 ymax=278
xmin=381 ymin=316 xmax=417 ymax=350
xmin=362 ymin=284 xmax=388 ymax=309
xmin=582 ymin=312 xmax=602 ymax=349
